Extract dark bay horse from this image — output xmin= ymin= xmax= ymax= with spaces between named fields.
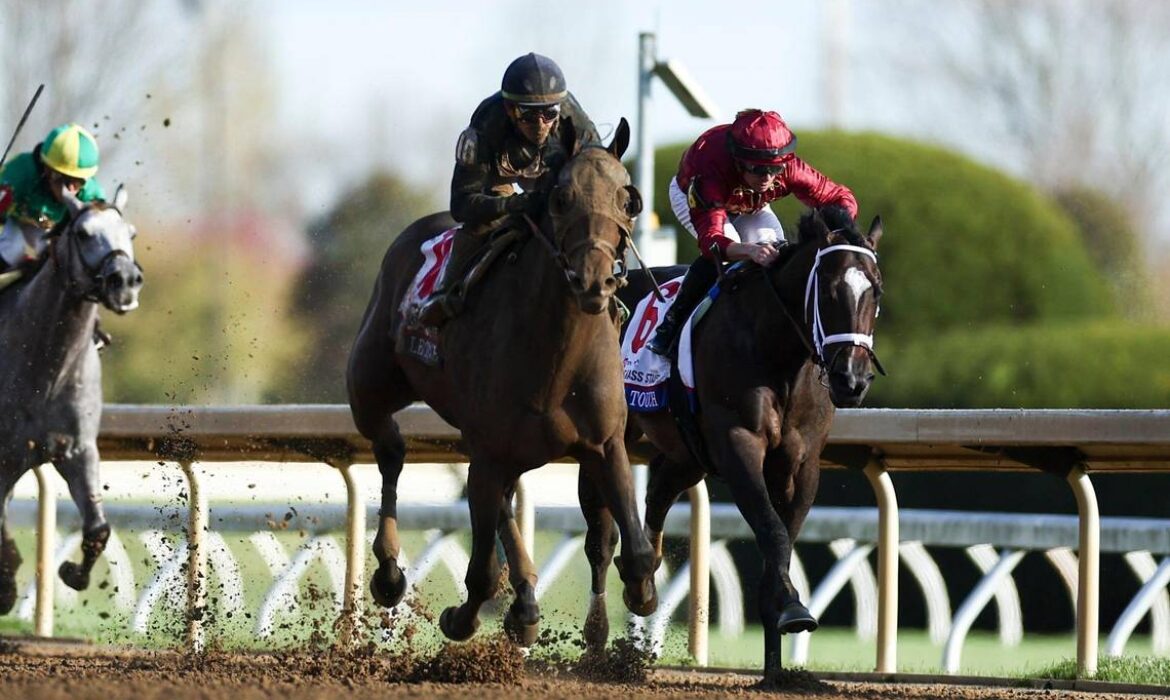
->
xmin=583 ymin=206 xmax=883 ymax=677
xmin=0 ymin=187 xmax=143 ymax=614
xmin=347 ymin=119 xmax=657 ymax=644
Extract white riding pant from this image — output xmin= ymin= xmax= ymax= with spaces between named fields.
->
xmin=668 ymin=176 xmax=785 ymax=246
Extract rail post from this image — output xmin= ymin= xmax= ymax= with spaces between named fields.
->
xmin=329 ymin=457 xmax=365 ymax=645
xmin=180 ymin=459 xmax=208 ymax=652
xmin=32 ymin=465 xmax=56 ymax=637
xmin=687 ymin=481 xmax=711 ymax=666
xmin=863 ymin=458 xmax=899 ymax=673
xmin=1068 ymin=465 xmax=1099 ymax=677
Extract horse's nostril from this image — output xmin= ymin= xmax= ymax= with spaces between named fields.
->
xmin=604 ymin=276 xmax=618 ymax=291
xmin=133 ymin=273 xmax=143 ymax=286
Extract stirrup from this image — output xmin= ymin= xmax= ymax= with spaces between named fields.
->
xmin=646 ymin=325 xmax=674 ymax=356
xmin=418 ymin=289 xmax=463 ymax=327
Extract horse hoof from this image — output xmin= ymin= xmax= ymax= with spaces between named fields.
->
xmin=622 ymin=585 xmax=658 ymax=617
xmin=503 ymin=607 xmax=540 ymax=647
xmin=583 ymin=607 xmax=609 ymax=651
xmin=369 ymin=561 xmax=407 ymax=608
xmin=58 ymin=561 xmax=90 ymax=591
xmin=777 ymin=601 xmax=818 ymax=634
xmin=439 ymin=606 xmax=479 ymax=642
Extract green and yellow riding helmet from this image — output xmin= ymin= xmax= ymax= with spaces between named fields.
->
xmin=40 ymin=123 xmax=100 ymax=180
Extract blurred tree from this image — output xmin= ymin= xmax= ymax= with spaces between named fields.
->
xmin=101 ymin=219 xmax=307 ymax=404
xmin=884 ymin=0 xmax=1170 ymax=254
xmin=281 ymin=172 xmax=439 ymax=402
xmin=1053 ymin=186 xmax=1151 ymax=319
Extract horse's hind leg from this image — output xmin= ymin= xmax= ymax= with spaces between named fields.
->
xmin=0 ymin=477 xmax=22 ymax=614
xmin=439 ymin=461 xmax=505 ymax=641
xmin=496 ymin=480 xmax=539 ymax=646
xmin=53 ymin=443 xmax=110 ymax=591
xmin=578 ymin=438 xmax=657 ymax=618
xmin=644 ymin=453 xmax=705 ymax=570
xmin=577 ymin=468 xmax=618 ymax=651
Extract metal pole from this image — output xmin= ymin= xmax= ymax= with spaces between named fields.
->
xmin=686 ymin=481 xmax=711 ymax=666
xmin=1068 ymin=466 xmax=1099 ymax=677
xmin=33 ymin=465 xmax=56 ymax=637
xmin=863 ymin=458 xmax=899 ymax=673
xmin=180 ymin=460 xmax=208 ymax=652
xmin=634 ymin=32 xmax=657 ymax=260
xmin=330 ymin=458 xmax=364 ymax=645
xmin=514 ymin=475 xmax=535 ymax=556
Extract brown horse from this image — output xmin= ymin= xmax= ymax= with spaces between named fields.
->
xmin=583 ymin=205 xmax=883 ymax=677
xmin=347 ymin=119 xmax=657 ymax=644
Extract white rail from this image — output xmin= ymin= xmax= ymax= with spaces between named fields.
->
xmin=17 ymin=405 xmax=1170 ymax=677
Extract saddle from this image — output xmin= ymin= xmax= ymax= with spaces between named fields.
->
xmin=397 ymin=223 xmax=528 ymax=367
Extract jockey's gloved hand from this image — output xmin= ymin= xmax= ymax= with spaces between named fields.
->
xmin=505 ymin=191 xmax=540 ymax=216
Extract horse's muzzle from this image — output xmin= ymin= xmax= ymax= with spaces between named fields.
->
xmin=101 ymin=255 xmax=143 ymax=314
xmin=827 ymin=346 xmax=874 ymax=408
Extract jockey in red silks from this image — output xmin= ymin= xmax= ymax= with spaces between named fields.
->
xmin=647 ymin=109 xmax=859 ymax=355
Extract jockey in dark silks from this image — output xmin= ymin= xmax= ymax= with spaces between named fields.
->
xmin=419 ymin=52 xmax=600 ymax=325
xmin=0 ymin=123 xmax=105 ymax=278
xmin=647 ymin=109 xmax=859 ymax=355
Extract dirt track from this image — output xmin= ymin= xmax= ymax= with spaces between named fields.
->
xmin=0 ymin=644 xmax=1165 ymax=700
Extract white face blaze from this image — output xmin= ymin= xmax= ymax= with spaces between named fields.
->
xmin=842 ymin=266 xmax=872 ymax=310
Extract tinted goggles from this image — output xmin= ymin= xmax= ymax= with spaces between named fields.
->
xmin=516 ymin=104 xmax=561 ymax=124
xmin=740 ymin=161 xmax=787 ymax=176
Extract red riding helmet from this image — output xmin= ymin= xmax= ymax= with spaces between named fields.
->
xmin=728 ymin=109 xmax=797 ymax=166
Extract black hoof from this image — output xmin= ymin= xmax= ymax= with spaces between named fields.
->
xmin=439 ymin=605 xmax=480 ymax=642
xmin=369 ymin=561 xmax=407 ymax=608
xmin=58 ymin=561 xmax=90 ymax=591
xmin=503 ymin=607 xmax=540 ymax=647
xmin=583 ymin=602 xmax=609 ymax=651
xmin=622 ymin=585 xmax=658 ymax=617
xmin=777 ymin=601 xmax=818 ymax=634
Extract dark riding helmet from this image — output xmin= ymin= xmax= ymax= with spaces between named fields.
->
xmin=501 ymin=53 xmax=568 ymax=106
xmin=728 ymin=109 xmax=797 ymax=166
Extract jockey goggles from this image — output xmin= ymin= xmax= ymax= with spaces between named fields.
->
xmin=739 ymin=159 xmax=788 ymax=176
xmin=515 ymin=104 xmax=561 ymax=124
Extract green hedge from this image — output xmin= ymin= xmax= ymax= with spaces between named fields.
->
xmin=867 ymin=320 xmax=1170 ymax=408
xmin=651 ymin=131 xmax=1115 ymax=341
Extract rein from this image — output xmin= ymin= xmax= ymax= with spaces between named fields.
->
xmin=48 ymin=209 xmax=137 ymax=304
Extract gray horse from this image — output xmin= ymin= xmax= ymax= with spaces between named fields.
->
xmin=0 ymin=186 xmax=142 ymax=614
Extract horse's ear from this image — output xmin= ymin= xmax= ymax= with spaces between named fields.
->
xmin=61 ymin=187 xmax=84 ymax=219
xmin=607 ymin=117 xmax=631 ymax=159
xmin=867 ymin=215 xmax=883 ymax=249
xmin=112 ymin=184 xmax=129 ymax=213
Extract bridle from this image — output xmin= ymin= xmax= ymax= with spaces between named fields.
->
xmin=762 ymin=232 xmax=886 ymax=376
xmin=47 ymin=205 xmax=140 ymax=304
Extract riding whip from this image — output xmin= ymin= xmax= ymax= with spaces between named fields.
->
xmin=0 ymin=84 xmax=45 ymax=172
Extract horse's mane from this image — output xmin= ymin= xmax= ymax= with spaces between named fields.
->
xmin=795 ymin=205 xmax=866 ymax=248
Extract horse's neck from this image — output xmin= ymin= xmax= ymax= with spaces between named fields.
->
xmin=488 ymin=238 xmax=614 ymax=399
xmin=2 ymin=254 xmax=96 ymax=391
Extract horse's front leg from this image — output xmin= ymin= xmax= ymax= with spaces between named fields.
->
xmin=708 ymin=417 xmax=813 ymax=681
xmin=577 ymin=437 xmax=657 ymax=617
xmin=368 ymin=416 xmax=410 ymax=608
xmin=52 ymin=442 xmax=109 ymax=591
xmin=496 ymin=480 xmax=539 ymax=646
xmin=577 ymin=468 xmax=618 ymax=651
xmin=439 ymin=461 xmax=505 ymax=641
xmin=0 ymin=471 xmax=22 ymax=614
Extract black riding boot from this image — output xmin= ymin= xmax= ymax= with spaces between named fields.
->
xmin=418 ymin=229 xmax=487 ymax=326
xmin=647 ymin=255 xmax=719 ymax=356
